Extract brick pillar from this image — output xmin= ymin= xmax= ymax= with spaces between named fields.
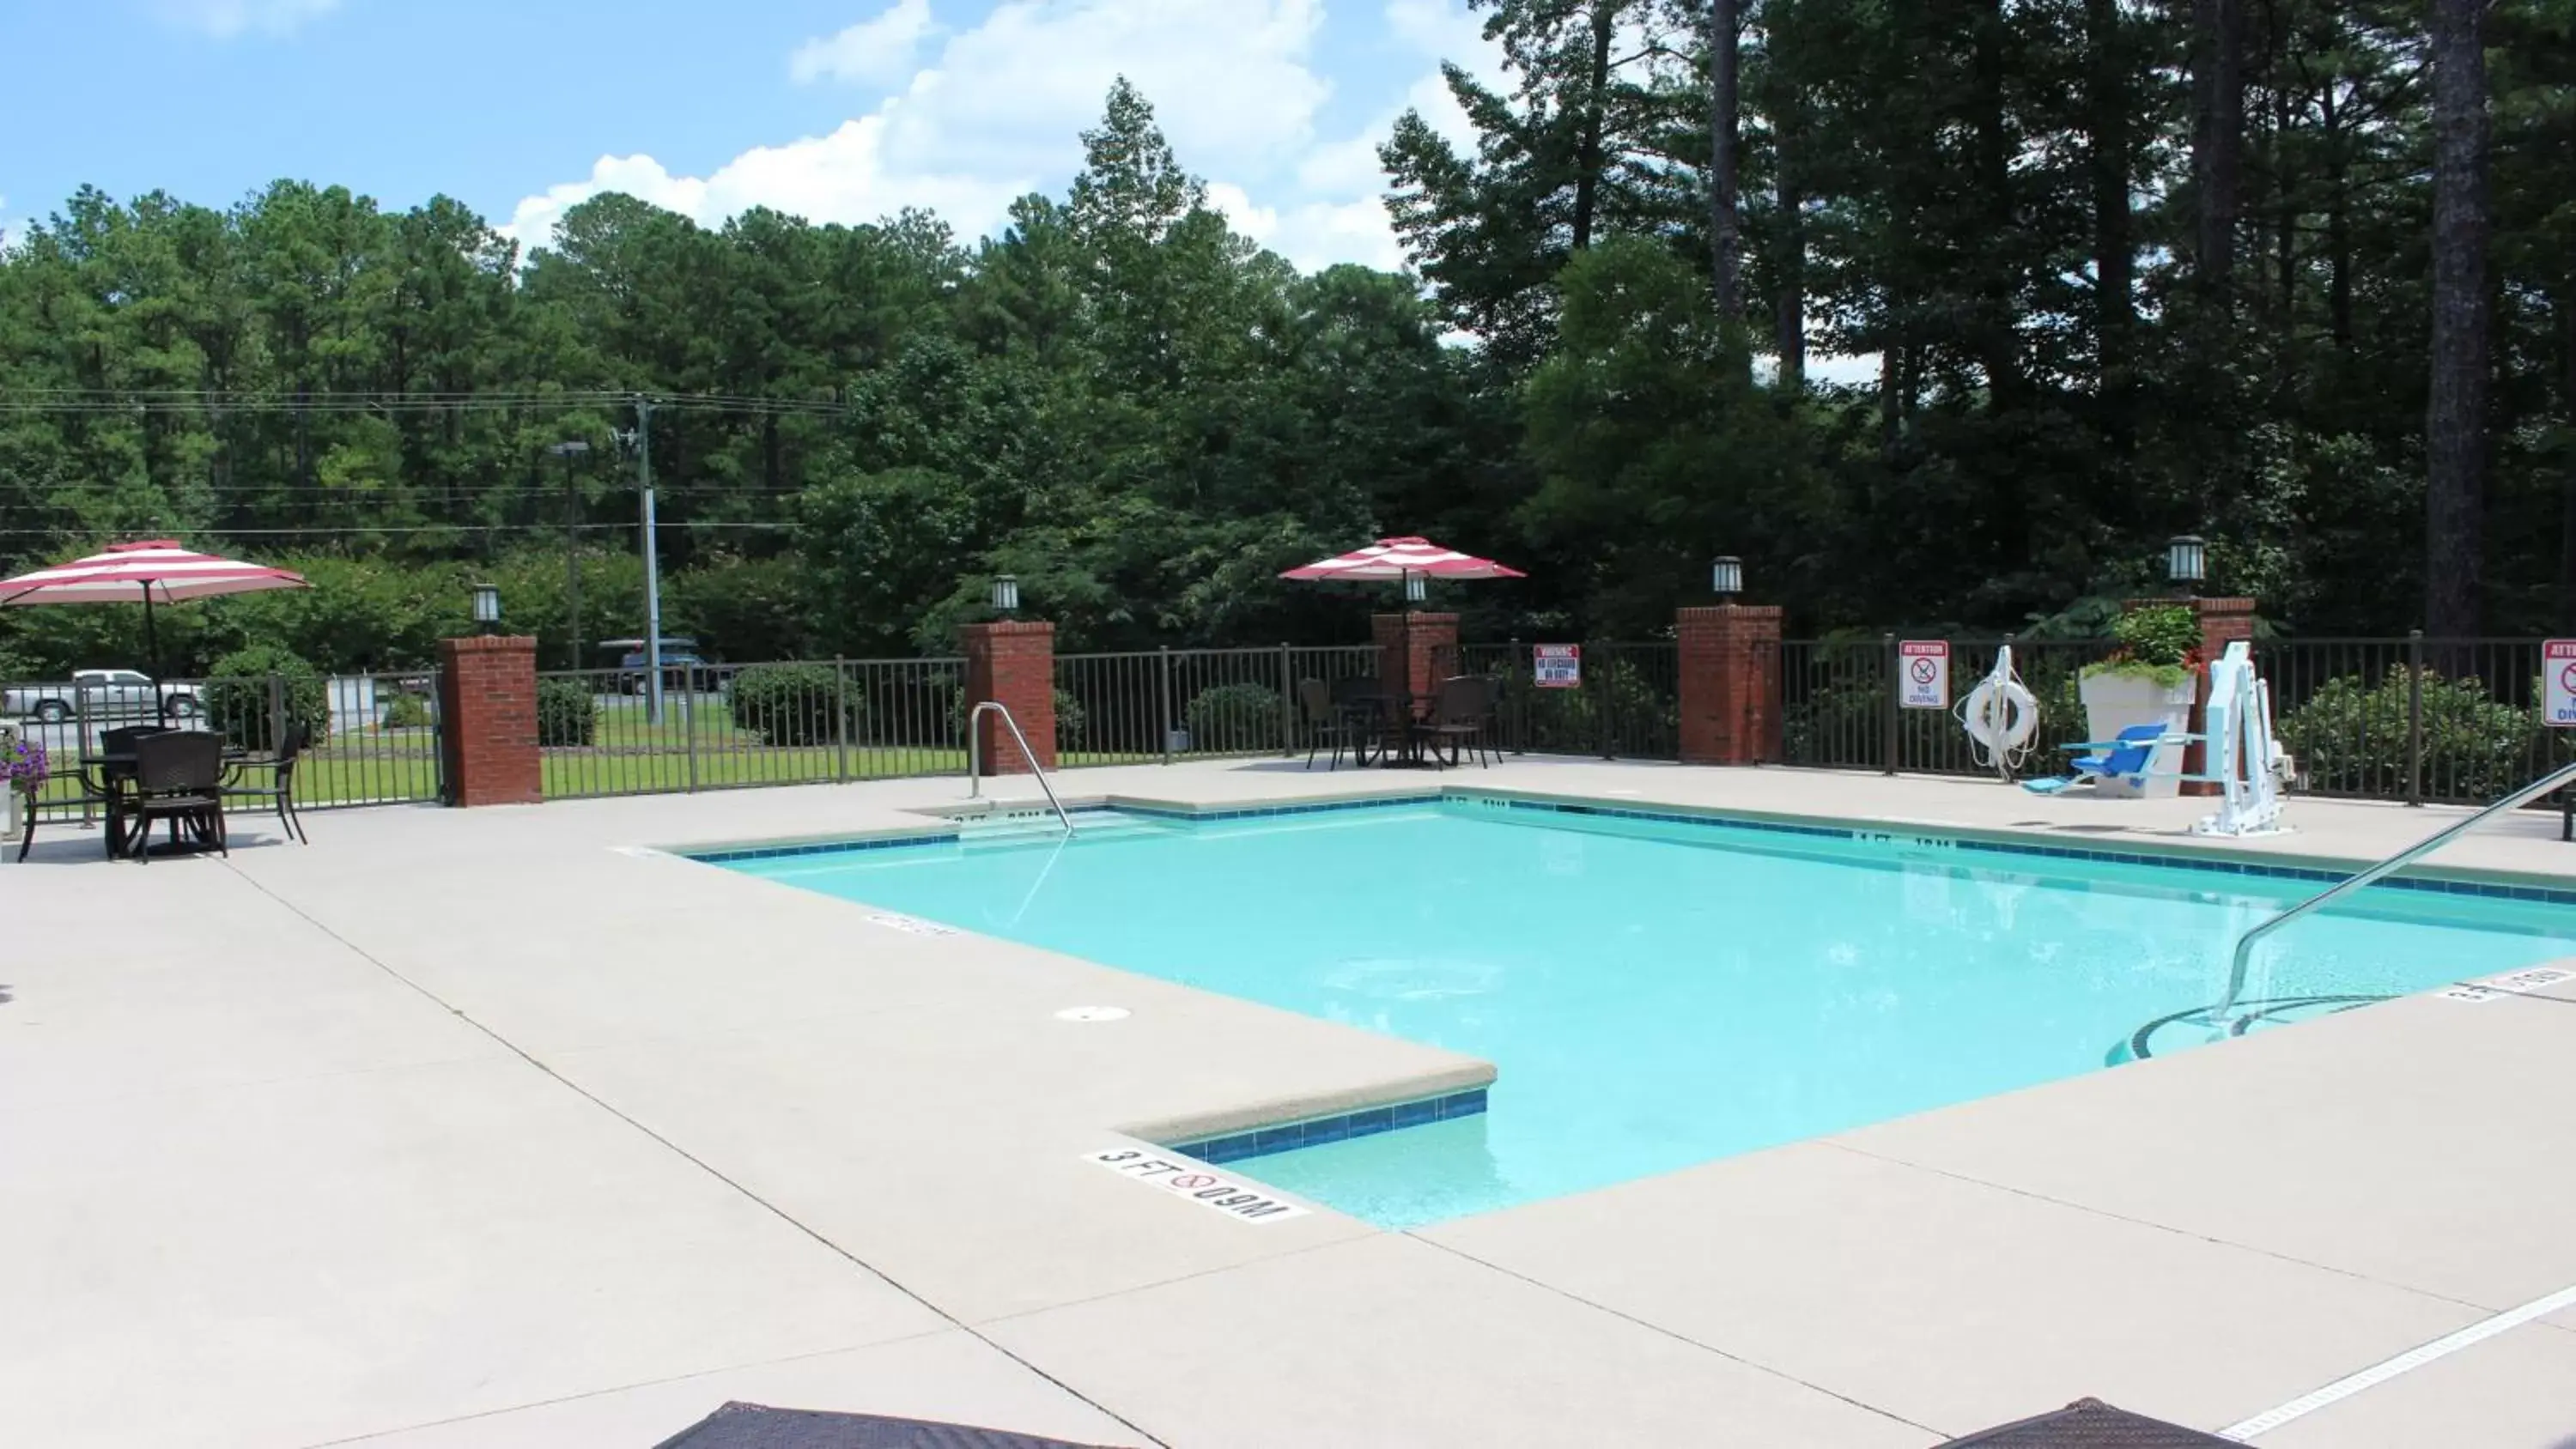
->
xmin=959 ymin=620 xmax=1057 ymax=773
xmin=1371 ymin=611 xmax=1459 ymax=701
xmin=2125 ymin=596 xmax=2260 ymax=797
xmin=435 ymin=634 xmax=541 ymax=806
xmin=1678 ymin=604 xmax=1784 ymax=765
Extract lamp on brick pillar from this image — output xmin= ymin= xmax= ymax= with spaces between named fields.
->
xmin=2166 ymin=535 xmax=2208 ymax=593
xmin=957 ymin=612 xmax=1057 ymax=775
xmin=2122 ymin=536 xmax=2257 ymax=799
xmin=435 ymin=632 xmax=541 ymax=806
xmin=990 ymin=573 xmax=1019 ymax=616
xmin=1678 ymin=555 xmax=1783 ymax=766
xmin=471 ymin=582 xmax=501 ymax=636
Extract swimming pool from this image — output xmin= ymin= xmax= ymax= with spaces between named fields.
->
xmin=710 ymin=795 xmax=2576 ymax=1228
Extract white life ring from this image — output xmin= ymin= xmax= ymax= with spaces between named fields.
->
xmin=1961 ymin=676 xmax=2038 ymax=756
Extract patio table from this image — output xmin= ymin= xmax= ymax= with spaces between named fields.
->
xmin=1341 ymin=691 xmax=1437 ymax=767
xmin=81 ymin=742 xmax=257 ymax=858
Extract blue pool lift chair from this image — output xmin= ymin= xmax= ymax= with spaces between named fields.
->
xmin=2020 ymin=723 xmax=2191 ymax=796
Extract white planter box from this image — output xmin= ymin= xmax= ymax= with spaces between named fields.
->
xmin=2 ymin=785 xmax=19 ymax=847
xmin=2078 ymin=670 xmax=2197 ymax=799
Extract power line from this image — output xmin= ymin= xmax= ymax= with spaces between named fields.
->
xmin=0 ymin=389 xmax=859 ymax=416
xmin=0 ymin=521 xmax=795 ymax=538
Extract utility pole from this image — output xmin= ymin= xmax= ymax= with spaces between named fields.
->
xmin=635 ymin=394 xmax=666 ymax=725
xmin=548 ymin=439 xmax=590 ymax=670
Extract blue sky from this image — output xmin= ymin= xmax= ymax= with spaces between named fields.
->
xmin=0 ymin=0 xmax=1502 ymax=270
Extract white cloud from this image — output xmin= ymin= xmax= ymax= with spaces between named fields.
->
xmin=500 ymin=0 xmax=1504 ymax=277
xmin=789 ymin=0 xmax=939 ymax=87
xmin=156 ymin=0 xmax=338 ymax=39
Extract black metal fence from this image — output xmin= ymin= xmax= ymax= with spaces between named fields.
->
xmin=1780 ymin=637 xmax=2103 ymax=776
xmin=2259 ymin=636 xmax=2574 ymax=805
xmin=1455 ymin=640 xmax=1680 ymax=759
xmin=1055 ymin=646 xmax=1381 ymax=765
xmin=535 ymin=659 xmax=969 ymax=800
xmin=21 ymin=632 xmax=2573 ymax=825
xmin=1777 ymin=633 xmax=2576 ymax=807
xmin=5 ymin=669 xmax=444 ymax=825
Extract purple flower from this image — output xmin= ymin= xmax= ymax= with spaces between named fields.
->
xmin=0 ymin=733 xmax=46 ymax=790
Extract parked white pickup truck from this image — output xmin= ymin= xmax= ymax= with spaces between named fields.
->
xmin=3 ymin=669 xmax=201 ymax=723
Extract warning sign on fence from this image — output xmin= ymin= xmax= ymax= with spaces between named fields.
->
xmin=1534 ymin=644 xmax=1581 ymax=689
xmin=1899 ymin=640 xmax=1950 ymax=710
xmin=2545 ymin=640 xmax=2576 ymax=727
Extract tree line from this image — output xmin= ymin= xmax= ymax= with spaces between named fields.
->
xmin=1 ymin=0 xmax=2568 ymax=679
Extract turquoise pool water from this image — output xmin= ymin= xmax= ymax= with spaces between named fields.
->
xmin=714 ymin=798 xmax=2576 ymax=1228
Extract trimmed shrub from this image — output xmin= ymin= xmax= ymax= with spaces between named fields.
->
xmin=729 ymin=663 xmax=859 ymax=747
xmin=1183 ymin=682 xmax=1285 ymax=753
xmin=2277 ymin=668 xmax=2545 ymax=802
xmin=536 ymin=677 xmax=598 ymax=747
xmin=381 ymin=691 xmax=434 ymax=729
xmin=203 ymin=645 xmax=331 ymax=749
xmin=1051 ymin=688 xmax=1088 ymax=753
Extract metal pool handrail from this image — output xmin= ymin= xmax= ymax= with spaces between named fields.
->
xmin=966 ymin=700 xmax=1075 ymax=834
xmin=2214 ymin=758 xmax=2576 ymax=1027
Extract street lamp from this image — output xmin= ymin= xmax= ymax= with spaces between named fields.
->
xmin=990 ymin=574 xmax=1020 ymax=615
xmin=1711 ymin=555 xmax=1744 ymax=599
xmin=2166 ymin=535 xmax=2208 ymax=590
xmin=471 ymin=583 xmax=501 ymax=635
xmin=549 ymin=440 xmax=592 ymax=667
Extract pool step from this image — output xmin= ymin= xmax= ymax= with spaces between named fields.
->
xmin=953 ymin=811 xmax=1170 ymax=850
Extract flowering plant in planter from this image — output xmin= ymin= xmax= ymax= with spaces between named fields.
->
xmin=2081 ymin=604 xmax=2202 ymax=689
xmin=1 ymin=727 xmax=48 ymax=794
xmin=2075 ymin=603 xmax=2203 ymax=799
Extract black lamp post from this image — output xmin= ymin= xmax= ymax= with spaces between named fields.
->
xmin=2166 ymin=535 xmax=2207 ymax=593
xmin=990 ymin=573 xmax=1019 ymax=617
xmin=471 ymin=583 xmax=501 ymax=636
xmin=1711 ymin=555 xmax=1744 ymax=601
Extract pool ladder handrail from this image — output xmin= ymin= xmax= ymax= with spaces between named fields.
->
xmin=2213 ymin=757 xmax=2576 ymax=1027
xmin=966 ymin=700 xmax=1075 ymax=834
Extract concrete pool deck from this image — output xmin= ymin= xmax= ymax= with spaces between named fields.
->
xmin=4 ymin=757 xmax=2573 ymax=1447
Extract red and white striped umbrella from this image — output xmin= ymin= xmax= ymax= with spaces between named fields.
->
xmin=1279 ymin=536 xmax=1526 ymax=581
xmin=0 ymin=541 xmax=310 ymax=686
xmin=0 ymin=539 xmax=308 ymax=606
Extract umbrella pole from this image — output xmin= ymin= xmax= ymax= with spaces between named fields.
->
xmin=143 ymin=585 xmax=164 ymax=726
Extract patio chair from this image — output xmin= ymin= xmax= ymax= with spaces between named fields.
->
xmin=222 ymin=720 xmax=308 ymax=844
xmin=1297 ymin=678 xmax=1368 ymax=771
xmin=127 ymin=729 xmax=226 ymax=864
xmin=1420 ymin=676 xmax=1495 ymax=768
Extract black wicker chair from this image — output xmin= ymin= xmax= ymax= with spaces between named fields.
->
xmin=223 ymin=721 xmax=309 ymax=844
xmin=127 ymin=730 xmax=226 ymax=864
xmin=1419 ymin=676 xmax=1495 ymax=768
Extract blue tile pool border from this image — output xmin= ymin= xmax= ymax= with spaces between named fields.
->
xmin=687 ymin=831 xmax=960 ymax=864
xmin=681 ymin=789 xmax=2576 ymax=909
xmin=1169 ymin=1088 xmax=1490 ymax=1167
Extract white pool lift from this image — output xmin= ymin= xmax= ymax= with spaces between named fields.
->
xmin=2189 ymin=640 xmax=2293 ymax=839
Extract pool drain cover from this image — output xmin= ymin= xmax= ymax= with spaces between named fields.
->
xmin=1054 ymin=1006 xmax=1129 ymax=1022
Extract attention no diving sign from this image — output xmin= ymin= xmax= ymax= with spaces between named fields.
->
xmin=2547 ymin=640 xmax=2576 ymax=726
xmin=1084 ymin=1148 xmax=1309 ymax=1223
xmin=1899 ymin=640 xmax=1950 ymax=710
